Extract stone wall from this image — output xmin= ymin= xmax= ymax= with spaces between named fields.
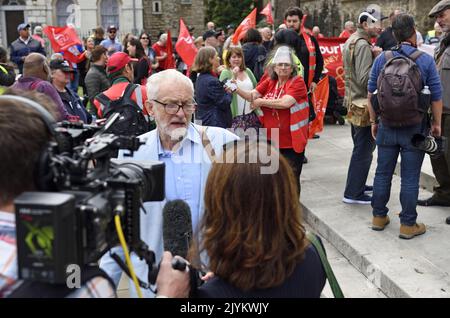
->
xmin=142 ymin=0 xmax=206 ymax=40
xmin=298 ymin=0 xmax=439 ymax=36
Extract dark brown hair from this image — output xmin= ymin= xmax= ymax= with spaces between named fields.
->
xmin=191 ymin=46 xmax=217 ymax=74
xmin=0 ymin=89 xmax=58 ymax=205
xmin=199 ymin=140 xmax=308 ymax=291
xmin=284 ymin=6 xmax=303 ymax=20
xmin=224 ymin=47 xmax=246 ymax=71
xmin=90 ymin=45 xmax=107 ymax=63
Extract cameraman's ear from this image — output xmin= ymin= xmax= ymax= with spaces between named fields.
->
xmin=145 ymin=100 xmax=154 ymax=116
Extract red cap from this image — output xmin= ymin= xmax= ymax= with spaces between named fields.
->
xmin=107 ymin=52 xmax=138 ymax=74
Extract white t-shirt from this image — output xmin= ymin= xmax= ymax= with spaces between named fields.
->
xmin=236 ymin=75 xmax=254 ymax=115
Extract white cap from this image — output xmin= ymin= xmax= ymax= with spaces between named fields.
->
xmin=358 ymin=11 xmax=378 ymax=24
xmin=272 ymin=46 xmax=292 ymax=64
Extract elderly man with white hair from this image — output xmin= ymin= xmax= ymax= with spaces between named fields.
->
xmin=339 ymin=21 xmax=356 ymax=38
xmin=99 ymin=69 xmax=238 ymax=297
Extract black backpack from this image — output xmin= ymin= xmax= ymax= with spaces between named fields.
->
xmin=376 ymin=48 xmax=425 ymax=127
xmin=95 ymin=83 xmax=151 ymax=136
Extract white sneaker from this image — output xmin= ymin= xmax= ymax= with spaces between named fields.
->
xmin=342 ymin=196 xmax=372 ymax=205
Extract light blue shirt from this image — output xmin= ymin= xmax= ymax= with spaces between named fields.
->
xmin=100 ymin=38 xmax=123 ymax=56
xmin=157 ymin=130 xmax=202 ymax=230
xmin=99 ymin=123 xmax=239 ymax=297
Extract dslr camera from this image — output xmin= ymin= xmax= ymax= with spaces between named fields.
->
xmin=14 ymin=115 xmax=165 ymax=285
xmin=411 ymin=134 xmax=448 ymax=158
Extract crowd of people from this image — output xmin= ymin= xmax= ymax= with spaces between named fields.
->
xmin=0 ymin=1 xmax=450 ymax=299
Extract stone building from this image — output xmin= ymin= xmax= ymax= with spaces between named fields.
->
xmin=272 ymin=0 xmax=440 ymax=36
xmin=0 ymin=0 xmax=144 ymax=47
xmin=142 ymin=0 xmax=206 ymax=40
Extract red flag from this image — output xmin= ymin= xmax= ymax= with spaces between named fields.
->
xmin=232 ymin=8 xmax=257 ymax=45
xmin=175 ymin=18 xmax=198 ymax=67
xmin=260 ymin=2 xmax=274 ymax=25
xmin=43 ymin=25 xmax=81 ymax=52
xmin=165 ymin=30 xmax=176 ymax=69
xmin=308 ymin=75 xmax=330 ymax=139
xmin=317 ymin=37 xmax=347 ymax=96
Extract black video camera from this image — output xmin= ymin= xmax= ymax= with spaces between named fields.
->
xmin=14 ymin=115 xmax=165 ymax=285
xmin=411 ymin=134 xmax=448 ymax=158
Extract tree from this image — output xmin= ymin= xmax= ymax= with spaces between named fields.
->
xmin=205 ymin=0 xmax=259 ymax=29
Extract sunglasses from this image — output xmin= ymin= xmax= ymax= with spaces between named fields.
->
xmin=141 ymin=37 xmax=149 ymax=40
xmin=109 ymin=30 xmax=116 ymax=33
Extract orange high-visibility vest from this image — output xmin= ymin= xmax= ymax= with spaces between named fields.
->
xmin=302 ymin=31 xmax=316 ymax=88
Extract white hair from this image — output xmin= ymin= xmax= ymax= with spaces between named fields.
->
xmin=146 ymin=69 xmax=194 ymax=100
xmin=344 ymin=21 xmax=354 ymax=28
xmin=159 ymin=33 xmax=167 ymax=42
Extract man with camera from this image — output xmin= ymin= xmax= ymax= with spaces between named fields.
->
xmin=0 ymin=90 xmax=117 ymax=297
xmin=367 ymin=14 xmax=443 ymax=239
xmin=420 ymin=1 xmax=450 ymax=223
xmin=99 ymin=69 xmax=238 ymax=297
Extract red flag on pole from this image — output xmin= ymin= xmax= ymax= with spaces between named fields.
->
xmin=260 ymin=2 xmax=274 ymax=25
xmin=165 ymin=29 xmax=176 ymax=69
xmin=175 ymin=18 xmax=198 ymax=67
xmin=232 ymin=8 xmax=257 ymax=45
xmin=308 ymin=75 xmax=330 ymax=139
xmin=43 ymin=25 xmax=81 ymax=52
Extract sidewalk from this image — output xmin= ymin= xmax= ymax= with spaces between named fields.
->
xmin=301 ymin=123 xmax=450 ymax=298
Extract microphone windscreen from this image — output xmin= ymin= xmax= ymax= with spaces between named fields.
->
xmin=162 ymin=199 xmax=193 ymax=259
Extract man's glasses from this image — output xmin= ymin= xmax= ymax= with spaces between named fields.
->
xmin=152 ymin=99 xmax=196 ymax=115
xmin=275 ymin=63 xmax=292 ymax=68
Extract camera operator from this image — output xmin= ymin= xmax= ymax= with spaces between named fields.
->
xmin=99 ymin=69 xmax=238 ymax=297
xmin=0 ymin=89 xmax=115 ymax=298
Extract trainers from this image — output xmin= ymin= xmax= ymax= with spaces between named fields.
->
xmin=399 ymin=223 xmax=426 ymax=239
xmin=364 ymin=185 xmax=373 ymax=195
xmin=372 ymin=216 xmax=390 ymax=231
xmin=342 ymin=195 xmax=372 ymax=205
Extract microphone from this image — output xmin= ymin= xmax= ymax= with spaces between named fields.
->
xmin=162 ymin=199 xmax=193 ymax=259
xmin=161 ymin=200 xmax=204 ymax=296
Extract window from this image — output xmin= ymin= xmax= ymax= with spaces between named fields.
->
xmin=56 ymin=0 xmax=74 ymax=26
xmin=2 ymin=0 xmax=26 ymax=4
xmin=101 ymin=0 xmax=119 ymax=29
xmin=180 ymin=0 xmax=192 ymax=4
xmin=152 ymin=1 xmax=162 ymax=14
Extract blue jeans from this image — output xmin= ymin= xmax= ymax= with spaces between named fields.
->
xmin=344 ymin=125 xmax=376 ymax=199
xmin=372 ymin=123 xmax=426 ymax=226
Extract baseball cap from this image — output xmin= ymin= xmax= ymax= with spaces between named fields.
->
xmin=107 ymin=52 xmax=137 ymax=73
xmin=17 ymin=23 xmax=30 ymax=32
xmin=359 ymin=7 xmax=387 ymax=24
xmin=49 ymin=59 xmax=74 ymax=72
xmin=107 ymin=25 xmax=118 ymax=32
xmin=203 ymin=30 xmax=216 ymax=41
xmin=226 ymin=24 xmax=235 ymax=30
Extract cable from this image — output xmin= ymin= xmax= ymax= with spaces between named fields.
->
xmin=114 ymin=213 xmax=143 ymax=298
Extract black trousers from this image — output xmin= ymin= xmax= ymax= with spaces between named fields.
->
xmin=279 ymin=148 xmax=305 ymax=197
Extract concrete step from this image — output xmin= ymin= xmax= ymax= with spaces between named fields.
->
xmin=301 ymin=124 xmax=450 ymax=298
xmin=305 ymin=225 xmax=386 ymax=298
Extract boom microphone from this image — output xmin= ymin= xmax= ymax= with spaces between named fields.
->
xmin=162 ymin=199 xmax=193 ymax=259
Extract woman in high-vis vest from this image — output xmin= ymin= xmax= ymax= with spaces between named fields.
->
xmin=232 ymin=46 xmax=309 ymax=194
xmin=0 ymin=46 xmax=16 ymax=94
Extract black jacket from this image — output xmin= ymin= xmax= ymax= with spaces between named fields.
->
xmin=0 ymin=63 xmax=16 ymax=87
xmin=58 ymin=87 xmax=92 ymax=123
xmin=296 ymin=33 xmax=324 ymax=88
xmin=376 ymin=27 xmax=397 ymax=51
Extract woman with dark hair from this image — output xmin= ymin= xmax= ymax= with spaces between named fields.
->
xmin=195 ymin=140 xmax=326 ymax=297
xmin=139 ymin=31 xmax=159 ymax=72
xmin=191 ymin=46 xmax=232 ymax=128
xmin=233 ymin=46 xmax=309 ymax=193
xmin=242 ymin=28 xmax=267 ymax=81
xmin=127 ymin=38 xmax=151 ymax=85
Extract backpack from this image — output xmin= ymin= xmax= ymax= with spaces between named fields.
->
xmin=252 ymin=54 xmax=266 ymax=82
xmin=95 ymin=83 xmax=151 ymax=136
xmin=376 ymin=48 xmax=425 ymax=127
